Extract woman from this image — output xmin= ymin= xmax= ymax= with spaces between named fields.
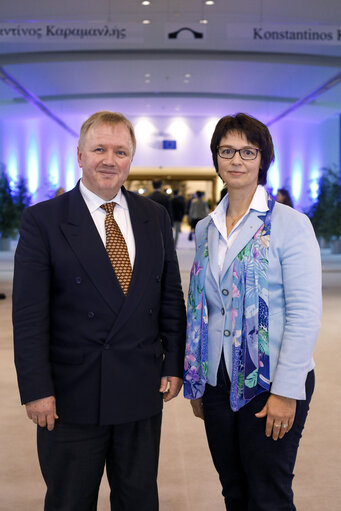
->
xmin=184 ymin=113 xmax=321 ymax=511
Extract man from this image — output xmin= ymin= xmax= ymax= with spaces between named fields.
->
xmin=13 ymin=111 xmax=186 ymax=511
xmin=188 ymin=191 xmax=209 ymax=240
xmin=148 ymin=180 xmax=173 ymax=224
xmin=171 ymin=190 xmax=185 ymax=248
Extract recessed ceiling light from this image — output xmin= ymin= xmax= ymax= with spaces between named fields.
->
xmin=142 ymin=1 xmax=151 ymax=5
xmin=145 ymin=79 xmax=151 ymax=83
xmin=185 ymin=73 xmax=191 ymax=78
xmin=205 ymin=0 xmax=215 ymax=5
xmin=142 ymin=19 xmax=151 ymax=24
xmin=145 ymin=73 xmax=151 ymax=78
xmin=200 ymin=19 xmax=208 ymax=24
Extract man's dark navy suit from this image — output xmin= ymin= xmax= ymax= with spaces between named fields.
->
xmin=13 ymin=182 xmax=186 ymax=427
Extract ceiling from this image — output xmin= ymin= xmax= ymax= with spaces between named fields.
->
xmin=0 ymin=0 xmax=340 ymax=129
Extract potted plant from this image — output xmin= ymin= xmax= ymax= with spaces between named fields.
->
xmin=0 ymin=166 xmax=31 ymax=250
xmin=13 ymin=175 xmax=32 ymax=222
xmin=308 ymin=166 xmax=341 ymax=253
xmin=0 ymin=166 xmax=18 ymax=250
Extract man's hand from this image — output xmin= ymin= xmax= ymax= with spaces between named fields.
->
xmin=255 ymin=394 xmax=296 ymax=440
xmin=190 ymin=398 xmax=204 ymax=420
xmin=25 ymin=396 xmax=58 ymax=431
xmin=159 ymin=376 xmax=183 ymax=402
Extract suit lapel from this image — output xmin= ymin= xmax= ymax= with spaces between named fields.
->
xmin=207 ymin=220 xmax=220 ymax=287
xmin=105 ymin=189 xmax=156 ymax=338
xmin=59 ymin=184 xmax=123 ymax=315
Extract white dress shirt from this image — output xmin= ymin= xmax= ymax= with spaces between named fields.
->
xmin=209 ymin=185 xmax=269 ymax=273
xmin=79 ymin=180 xmax=136 ymax=267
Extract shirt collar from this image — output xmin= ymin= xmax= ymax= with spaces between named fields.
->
xmin=210 ymin=185 xmax=268 ymax=240
xmin=80 ymin=180 xmax=127 ymax=213
xmin=249 ymin=185 xmax=269 ymax=213
xmin=211 ymin=185 xmax=268 ymax=219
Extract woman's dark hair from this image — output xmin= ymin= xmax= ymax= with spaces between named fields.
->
xmin=210 ymin=113 xmax=275 ymax=185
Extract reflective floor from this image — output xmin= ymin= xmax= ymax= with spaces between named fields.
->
xmin=0 ymin=233 xmax=340 ymax=510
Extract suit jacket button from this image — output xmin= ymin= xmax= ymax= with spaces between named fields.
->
xmin=156 ymin=275 xmax=161 ymax=282
xmin=221 ymin=308 xmax=225 ymax=315
xmin=222 ymin=289 xmax=229 ymax=296
xmin=75 ymin=277 xmax=82 ymax=284
xmin=224 ymin=329 xmax=231 ymax=337
xmin=88 ymin=311 xmax=95 ymax=319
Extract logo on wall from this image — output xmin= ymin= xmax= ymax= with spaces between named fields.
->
xmin=166 ymin=23 xmax=206 ymax=42
xmin=168 ymin=27 xmax=203 ymax=39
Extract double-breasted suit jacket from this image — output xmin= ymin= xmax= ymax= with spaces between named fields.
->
xmin=13 ymin=182 xmax=186 ymax=425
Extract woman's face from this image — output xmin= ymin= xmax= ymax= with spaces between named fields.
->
xmin=217 ymin=131 xmax=261 ymax=194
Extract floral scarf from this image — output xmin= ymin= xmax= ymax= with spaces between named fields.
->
xmin=184 ymin=194 xmax=275 ymax=411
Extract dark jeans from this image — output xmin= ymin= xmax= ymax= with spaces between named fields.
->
xmin=37 ymin=413 xmax=162 ymax=511
xmin=202 ymin=359 xmax=314 ymax=511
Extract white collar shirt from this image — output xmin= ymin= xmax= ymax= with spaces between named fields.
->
xmin=209 ymin=185 xmax=269 ymax=272
xmin=79 ymin=180 xmax=136 ymax=267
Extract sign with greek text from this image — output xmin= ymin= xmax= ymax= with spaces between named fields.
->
xmin=0 ymin=22 xmax=143 ymax=43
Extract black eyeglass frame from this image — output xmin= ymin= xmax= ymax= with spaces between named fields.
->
xmin=217 ymin=146 xmax=262 ymax=161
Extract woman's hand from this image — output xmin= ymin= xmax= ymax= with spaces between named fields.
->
xmin=190 ymin=398 xmax=204 ymax=420
xmin=255 ymin=394 xmax=296 ymax=440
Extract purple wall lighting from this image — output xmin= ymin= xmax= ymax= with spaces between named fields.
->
xmin=291 ymin=159 xmax=303 ymax=203
xmin=7 ymin=150 xmax=18 ymax=189
xmin=309 ymin=167 xmax=320 ymax=201
xmin=66 ymin=152 xmax=76 ymax=191
xmin=48 ymin=152 xmax=60 ymax=188
xmin=26 ymin=132 xmax=39 ymax=195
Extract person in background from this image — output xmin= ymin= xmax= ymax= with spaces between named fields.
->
xmin=13 ymin=110 xmax=186 ymax=511
xmin=185 ymin=112 xmax=321 ymax=511
xmin=0 ymin=293 xmax=5 ymax=299
xmin=171 ymin=190 xmax=186 ymax=248
xmin=276 ymin=187 xmax=294 ymax=207
xmin=188 ymin=191 xmax=209 ymax=241
xmin=54 ymin=187 xmax=65 ymax=197
xmin=148 ymin=180 xmax=173 ymax=224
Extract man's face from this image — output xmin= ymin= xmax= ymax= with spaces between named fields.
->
xmin=77 ymin=122 xmax=133 ymax=201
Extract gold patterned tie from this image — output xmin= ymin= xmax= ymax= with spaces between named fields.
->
xmin=100 ymin=202 xmax=132 ymax=295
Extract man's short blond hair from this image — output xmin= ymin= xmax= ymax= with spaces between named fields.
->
xmin=78 ymin=111 xmax=136 ymax=156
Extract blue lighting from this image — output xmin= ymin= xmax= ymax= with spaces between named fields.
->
xmin=7 ymin=151 xmax=18 ymax=189
xmin=66 ymin=154 xmax=75 ymax=191
xmin=292 ymin=161 xmax=303 ymax=202
xmin=309 ymin=168 xmax=320 ymax=201
xmin=267 ymin=160 xmax=280 ymax=195
xmin=48 ymin=152 xmax=60 ymax=187
xmin=27 ymin=135 xmax=39 ymax=195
